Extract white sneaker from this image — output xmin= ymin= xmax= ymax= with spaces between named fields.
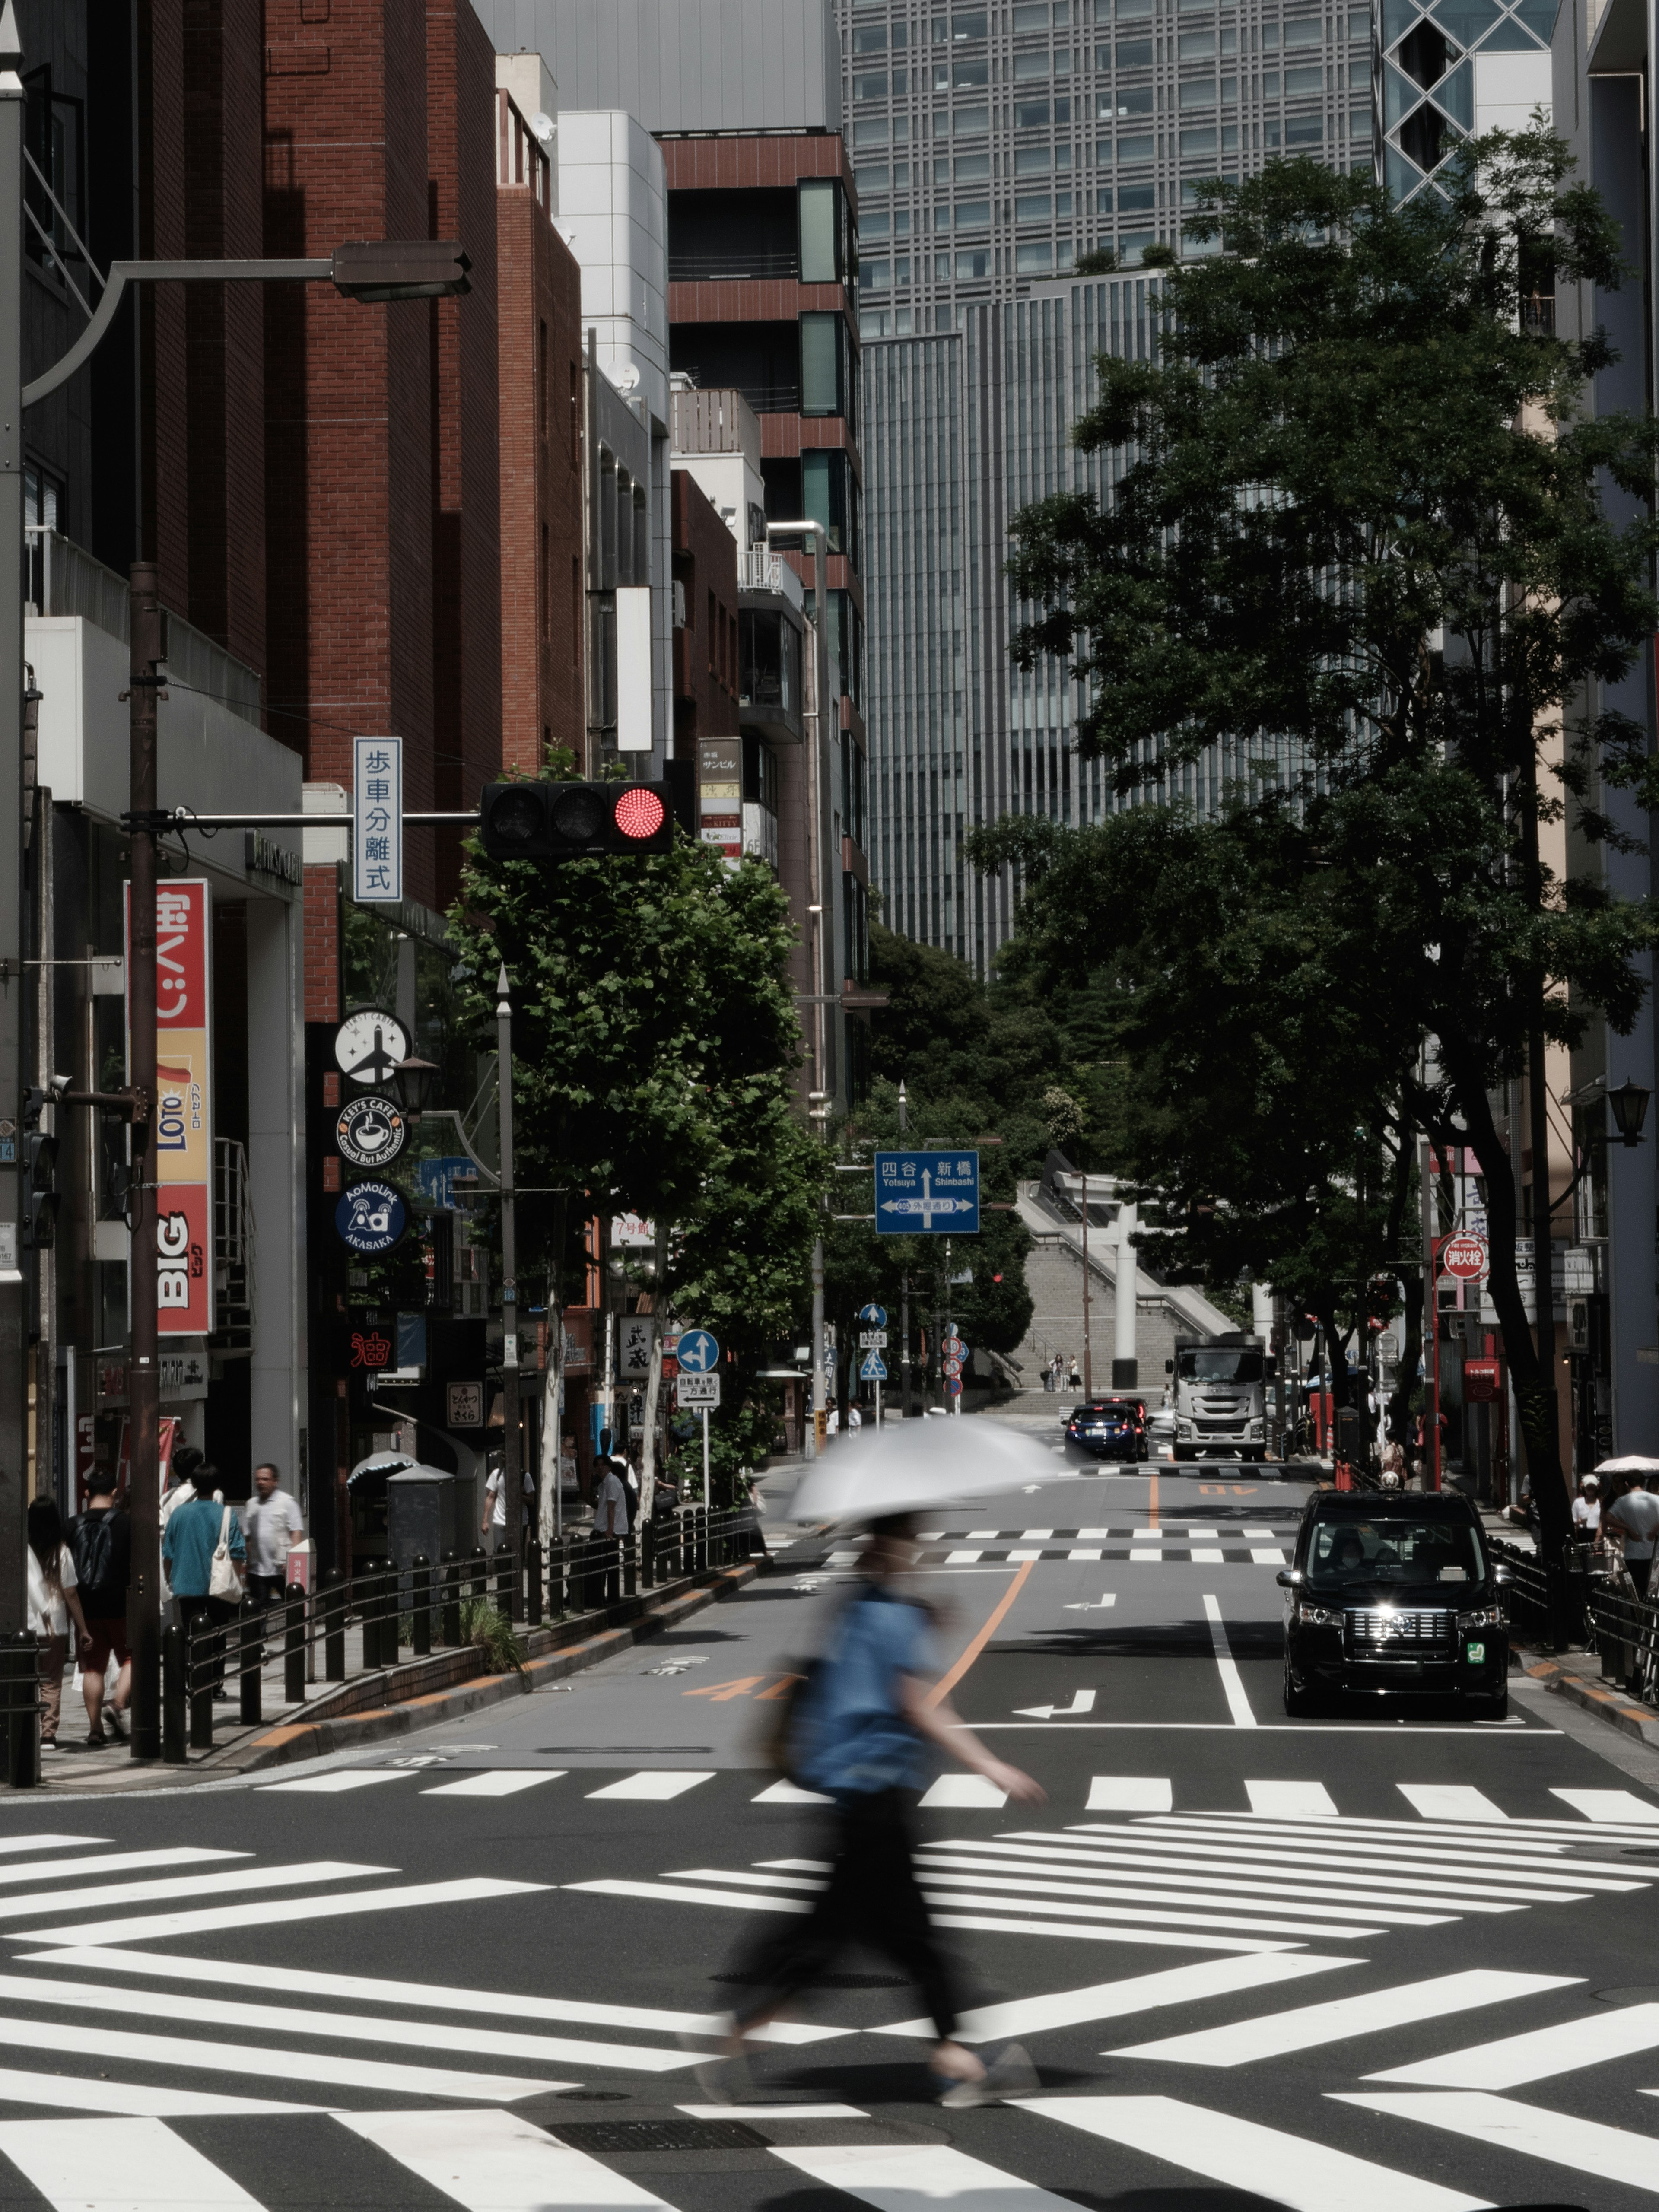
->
xmin=938 ymin=2044 xmax=1039 ymax=2109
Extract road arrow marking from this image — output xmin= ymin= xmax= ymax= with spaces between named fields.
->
xmin=1016 ymin=1689 xmax=1098 ymax=1719
xmin=1064 ymin=1595 xmax=1118 ymax=1612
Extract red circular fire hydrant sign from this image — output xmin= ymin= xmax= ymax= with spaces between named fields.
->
xmin=1440 ymin=1233 xmax=1488 ymax=1281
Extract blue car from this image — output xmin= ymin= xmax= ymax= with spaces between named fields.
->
xmin=1065 ymin=1398 xmax=1148 ymax=1462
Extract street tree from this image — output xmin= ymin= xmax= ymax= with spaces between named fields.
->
xmin=979 ymin=133 xmax=1659 ymax=1565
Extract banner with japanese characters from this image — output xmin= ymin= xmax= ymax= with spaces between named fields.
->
xmin=127 ymin=878 xmax=213 ymax=1336
xmin=353 ymin=734 xmax=403 ymax=902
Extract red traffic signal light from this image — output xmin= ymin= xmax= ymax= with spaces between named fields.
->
xmin=480 ymin=780 xmax=676 ymax=862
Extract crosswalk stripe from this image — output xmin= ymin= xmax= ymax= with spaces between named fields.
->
xmin=1094 ymin=1823 xmax=1637 ymax=1888
xmin=340 ymin=2107 xmax=675 ymax=2212
xmin=0 ymin=2115 xmax=268 ymax=2211
xmin=1157 ymin=1815 xmax=1653 ymax=1872
xmin=1020 ymin=2093 xmax=1488 ymax=2212
xmin=679 ymin=2103 xmax=869 ymax=2118
xmin=1396 ymin=1786 xmax=1508 ymax=1823
xmin=1067 ymin=1548 xmax=1102 ymax=1560
xmin=567 ymin=1878 xmax=811 ymax=1914
xmin=929 ymin=1913 xmax=1290 ymax=1952
xmin=1364 ymin=1999 xmax=1659 ymax=2087
xmin=421 ymin=1771 xmax=565 ymax=1797
xmin=945 ymin=1550 xmax=984 ymax=1564
xmin=1191 ymin=1550 xmax=1224 ymax=1564
xmin=0 ymin=2009 xmax=565 ymax=2102
xmin=1246 ymin=1782 xmax=1338 ymax=1819
xmin=257 ymin=1769 xmax=407 ymax=1794
xmin=1112 ymin=1969 xmax=1576 ymax=2066
xmin=1334 ymin=2089 xmax=1659 ymax=2193
xmin=919 ymin=1776 xmax=1009 ymax=1809
xmin=15 ymin=1875 xmax=546 ymax=1947
xmin=1007 ymin=1548 xmax=1044 ymax=1561
xmin=915 ymin=1854 xmax=1449 ymax=1926
xmin=1250 ymin=1548 xmax=1288 ymax=1564
xmin=0 ymin=1836 xmax=107 ymax=1856
xmin=873 ymin=1954 xmax=1361 ymax=2041
xmin=772 ymin=2137 xmax=1084 ymax=2212
xmin=0 ymin=2071 xmax=321 ymax=2117
xmin=0 ymin=1858 xmax=389 ymax=1928
xmin=1036 ymin=1835 xmax=1579 ymax=1905
xmin=1549 ymin=1786 xmax=1659 ymax=1824
xmin=1088 ymin=1779 xmax=1172 ymax=1812
xmin=0 ymin=1846 xmax=246 ymax=1890
xmin=22 ymin=1945 xmax=843 ymax=2044
xmin=586 ymin=1771 xmax=714 ymax=1801
xmin=1213 ymin=1811 xmax=1659 ymax=1846
xmin=1202 ymin=1597 xmax=1256 ymax=1728
xmin=664 ymin=1868 xmax=823 ymax=1891
xmin=0 ymin=1970 xmax=700 ymax=2074
xmin=916 ymin=1881 xmax=1384 ymax=1939
xmin=752 ymin=1780 xmax=832 ymax=1804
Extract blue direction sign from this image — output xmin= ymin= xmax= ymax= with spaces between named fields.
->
xmin=677 ymin=1328 xmax=721 ymax=1374
xmin=336 ymin=1180 xmax=407 ymax=1255
xmin=857 ymin=1302 xmax=888 ymax=1328
xmin=874 ymin=1150 xmax=979 ymax=1236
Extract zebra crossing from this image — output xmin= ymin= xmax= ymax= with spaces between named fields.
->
xmin=826 ymin=1527 xmax=1292 ymax=1566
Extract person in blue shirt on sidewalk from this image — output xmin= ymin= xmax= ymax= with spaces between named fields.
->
xmin=162 ymin=1468 xmax=246 ymax=1697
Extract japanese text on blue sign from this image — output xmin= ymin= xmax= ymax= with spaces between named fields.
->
xmin=874 ymin=1150 xmax=980 ymax=1236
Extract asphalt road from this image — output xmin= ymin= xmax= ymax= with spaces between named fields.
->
xmin=0 ymin=1446 xmax=1656 ymax=2211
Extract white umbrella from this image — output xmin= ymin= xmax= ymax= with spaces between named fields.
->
xmin=787 ymin=1417 xmax=1057 ymax=1523
xmin=1595 ymin=1456 xmax=1659 ymax=1477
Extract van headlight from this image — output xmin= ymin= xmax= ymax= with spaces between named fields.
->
xmin=1178 ymin=1421 xmax=1194 ymax=1436
xmin=1297 ymin=1602 xmax=1341 ymax=1627
xmin=1457 ymin=1605 xmax=1504 ymax=1631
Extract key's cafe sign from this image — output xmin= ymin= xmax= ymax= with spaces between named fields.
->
xmin=127 ymin=880 xmax=213 ymax=1335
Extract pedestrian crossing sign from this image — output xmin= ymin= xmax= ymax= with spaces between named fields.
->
xmin=860 ymin=1352 xmax=887 ymax=1381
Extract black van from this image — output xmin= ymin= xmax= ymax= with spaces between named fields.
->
xmin=1278 ymin=1491 xmax=1510 ymax=1719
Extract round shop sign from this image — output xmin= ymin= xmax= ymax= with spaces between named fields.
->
xmin=335 ymin=1180 xmax=407 ymax=1255
xmin=1440 ymin=1233 xmax=1488 ymax=1283
xmin=335 ymin=1093 xmax=407 ymax=1170
xmin=334 ymin=1008 xmax=409 ymax=1088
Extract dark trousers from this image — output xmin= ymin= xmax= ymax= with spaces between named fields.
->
xmin=1632 ymin=1557 xmax=1653 ymax=1598
xmin=731 ymin=1787 xmax=962 ymax=2042
xmin=248 ymin=1572 xmax=286 ymax=1610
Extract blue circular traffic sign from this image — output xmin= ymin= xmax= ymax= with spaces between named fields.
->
xmin=857 ymin=1302 xmax=888 ymax=1327
xmin=336 ymin=1180 xmax=407 ymax=1255
xmin=677 ymin=1328 xmax=720 ymax=1373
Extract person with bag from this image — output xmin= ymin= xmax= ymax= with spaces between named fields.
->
xmin=68 ymin=1479 xmax=131 ymax=1745
xmin=699 ymin=1510 xmax=1044 ymax=2109
xmin=161 ymin=1468 xmax=246 ymax=1697
xmin=27 ymin=1498 xmax=90 ymax=1753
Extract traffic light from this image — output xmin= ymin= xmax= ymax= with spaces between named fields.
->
xmin=21 ymin=1093 xmax=59 ymax=1251
xmin=331 ymin=240 xmax=471 ymax=302
xmin=479 ymin=780 xmax=676 ymax=861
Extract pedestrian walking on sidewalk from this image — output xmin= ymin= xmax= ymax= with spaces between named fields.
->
xmin=27 ymin=1498 xmax=89 ymax=1753
xmin=697 ymin=1511 xmax=1045 ymax=2110
xmin=161 ymin=1471 xmax=246 ymax=1696
xmin=68 ymin=1480 xmax=131 ymax=1745
xmin=1572 ymin=1477 xmax=1602 ymax=1538
xmin=480 ymin=1455 xmax=534 ymax=1555
xmin=243 ymin=1463 xmax=305 ymax=1610
xmin=1606 ymin=1475 xmax=1659 ymax=1596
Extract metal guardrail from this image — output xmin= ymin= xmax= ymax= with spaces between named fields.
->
xmin=165 ymin=1507 xmax=761 ymax=1762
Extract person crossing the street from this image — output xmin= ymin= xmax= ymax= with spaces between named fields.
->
xmin=697 ymin=1510 xmax=1045 ymax=2109
xmin=68 ymin=1477 xmax=131 ymax=1744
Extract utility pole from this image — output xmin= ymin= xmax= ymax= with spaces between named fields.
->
xmin=1080 ymin=1172 xmax=1091 ymax=1398
xmin=496 ymin=966 xmax=523 ymax=1617
xmin=125 ymin=565 xmax=163 ymax=1760
xmin=1113 ymin=1200 xmax=1138 ymax=1389
xmin=0 ymin=4 xmax=26 ymax=1644
xmin=897 ymin=1081 xmax=910 ymax=1419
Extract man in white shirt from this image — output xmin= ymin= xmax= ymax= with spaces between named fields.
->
xmin=1606 ymin=1478 xmax=1659 ymax=1595
xmin=243 ymin=1463 xmax=305 ymax=1609
xmin=594 ymin=1460 xmax=629 ymax=1538
xmin=1571 ymin=1477 xmax=1601 ymax=1537
xmin=481 ymin=1459 xmax=535 ymax=1553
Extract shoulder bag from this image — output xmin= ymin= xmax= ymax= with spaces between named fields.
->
xmin=208 ymin=1505 xmax=244 ymax=1603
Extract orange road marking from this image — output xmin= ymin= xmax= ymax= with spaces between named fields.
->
xmin=754 ymin=1674 xmax=806 ymax=1702
xmin=925 ymin=1559 xmax=1034 ymax=1709
xmin=1148 ymin=1469 xmax=1159 ymax=1532
xmin=683 ymin=1676 xmax=765 ymax=1701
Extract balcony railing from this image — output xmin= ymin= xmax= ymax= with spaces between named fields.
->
xmin=669 ymin=250 xmax=800 ymax=282
xmin=737 ymin=549 xmax=805 ymax=610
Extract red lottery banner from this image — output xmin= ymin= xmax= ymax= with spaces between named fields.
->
xmin=127 ymin=879 xmax=214 ymax=1336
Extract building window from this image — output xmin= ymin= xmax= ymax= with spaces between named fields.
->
xmin=955 ymin=245 xmax=993 ymax=278
xmin=538 ymin=320 xmax=548 ymax=444
xmin=800 ymin=311 xmax=845 ymax=415
xmin=1014 ymin=50 xmax=1054 ymax=77
xmin=855 ymin=70 xmax=889 ymax=100
xmin=1016 ymin=193 xmax=1052 ymax=221
xmin=1015 ymin=97 xmax=1053 ymax=126
xmin=540 ymin=524 xmax=550 ymax=642
xmin=799 ymin=179 xmax=845 ymax=283
xmin=1285 ymin=63 xmax=1325 ymax=91
xmin=956 ymin=197 xmax=991 ymax=228
xmin=1015 ymin=239 xmax=1054 ymax=271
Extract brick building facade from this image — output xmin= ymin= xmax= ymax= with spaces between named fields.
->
xmin=670 ymin=467 xmax=740 ymax=755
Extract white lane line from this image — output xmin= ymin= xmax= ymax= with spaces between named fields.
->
xmin=1336 ymin=2090 xmax=1659 ymax=2194
xmin=421 ymin=1772 xmax=564 ymax=1798
xmin=586 ymin=1772 xmax=714 ymax=1802
xmin=772 ymin=2139 xmax=1083 ymax=2212
xmin=919 ymin=1775 xmax=1009 ymax=1809
xmin=0 ymin=1859 xmax=390 ymax=1929
xmin=1068 ymin=1549 xmax=1103 ymax=1561
xmin=0 ymin=2073 xmax=320 ymax=2117
xmin=1246 ymin=1782 xmax=1339 ymax=1819
xmin=1088 ymin=1778 xmax=1173 ymax=1813
xmin=1020 ymin=2094 xmax=1488 ymax=2212
xmin=1191 ymin=1550 xmax=1225 ymax=1564
xmin=258 ymin=1770 xmax=407 ymax=1795
xmin=680 ymin=2103 xmax=869 ymax=2118
xmin=916 ymin=1882 xmax=1382 ymax=1940
xmin=1365 ymin=2000 xmax=1659 ymax=2088
xmin=0 ymin=2010 xmax=563 ymax=2103
xmin=1250 ymin=1548 xmax=1288 ymax=1565
xmin=915 ymin=1856 xmax=1447 ymax=1928
xmin=0 ymin=2114 xmax=269 ymax=2211
xmin=930 ymin=1914 xmax=1288 ymax=1953
xmin=1550 ymin=1787 xmax=1659 ymax=1824
xmin=874 ymin=1954 xmax=1360 ymax=2042
xmin=0 ymin=1971 xmax=700 ymax=2075
xmin=22 ymin=1946 xmax=841 ymax=2045
xmin=752 ymin=1780 xmax=833 ymax=1804
xmin=0 ymin=1847 xmax=246 ymax=1890
xmin=1113 ymin=1970 xmax=1577 ymax=2068
xmin=945 ymin=1551 xmax=985 ymax=1564
xmin=568 ymin=1878 xmax=810 ymax=1915
xmin=14 ymin=1875 xmax=546 ymax=1947
xmin=340 ymin=2107 xmax=675 ymax=2212
xmin=1203 ymin=1596 xmax=1256 ymax=1728
xmin=1397 ymin=1786 xmax=1508 ymax=1823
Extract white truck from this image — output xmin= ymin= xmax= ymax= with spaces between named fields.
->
xmin=1166 ymin=1331 xmax=1270 ymax=1462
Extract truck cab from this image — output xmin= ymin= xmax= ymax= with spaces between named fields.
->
xmin=1167 ymin=1331 xmax=1270 ymax=1462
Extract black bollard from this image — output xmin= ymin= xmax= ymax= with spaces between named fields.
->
xmin=162 ymin=1622 xmax=187 ymax=1764
xmin=527 ymin=1540 xmax=543 ymax=1628
xmin=470 ymin=1547 xmax=487 ymax=1603
xmin=412 ymin=1555 xmax=432 ymax=1657
xmin=547 ymin=1538 xmax=565 ymax=1619
xmin=188 ymin=1610 xmax=215 ymax=1751
xmin=0 ymin=1633 xmax=39 ymax=1789
xmin=284 ymin=1584 xmax=307 ymax=1705
xmin=439 ymin=1550 xmax=461 ymax=1647
xmin=321 ymin=1567 xmax=347 ymax=1681
xmin=623 ymin=1530 xmax=637 ymax=1600
xmin=238 ymin=1593 xmax=263 ymax=1726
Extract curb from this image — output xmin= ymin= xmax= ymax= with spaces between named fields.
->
xmin=1521 ymin=1653 xmax=1659 ymax=1752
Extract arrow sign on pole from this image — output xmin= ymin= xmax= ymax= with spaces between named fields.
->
xmin=1014 ymin=1689 xmax=1098 ymax=1718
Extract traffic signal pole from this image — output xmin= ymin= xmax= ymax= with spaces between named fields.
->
xmin=0 ymin=6 xmax=27 ymax=1647
xmin=496 ymin=966 xmax=524 ymax=1618
xmin=126 ymin=568 xmax=162 ymax=1759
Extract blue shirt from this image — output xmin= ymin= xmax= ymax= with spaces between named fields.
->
xmin=795 ymin=1586 xmax=936 ymax=1798
xmin=162 ymin=1496 xmax=245 ymax=1601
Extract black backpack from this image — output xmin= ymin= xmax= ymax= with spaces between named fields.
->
xmin=72 ymin=1507 xmax=129 ymax=1606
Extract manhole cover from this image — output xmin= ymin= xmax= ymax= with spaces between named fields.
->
xmin=547 ymin=2120 xmax=769 ymax=2154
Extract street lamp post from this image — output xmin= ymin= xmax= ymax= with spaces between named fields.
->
xmin=496 ymin=967 xmax=524 ymax=1618
xmin=0 ymin=6 xmax=27 ymax=1655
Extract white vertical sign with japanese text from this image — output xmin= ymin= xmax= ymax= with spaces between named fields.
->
xmin=353 ymin=735 xmax=403 ymax=903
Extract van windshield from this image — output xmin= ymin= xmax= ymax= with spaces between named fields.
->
xmin=1177 ymin=1349 xmax=1263 ymax=1384
xmin=1306 ymin=1516 xmax=1486 ymax=1590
